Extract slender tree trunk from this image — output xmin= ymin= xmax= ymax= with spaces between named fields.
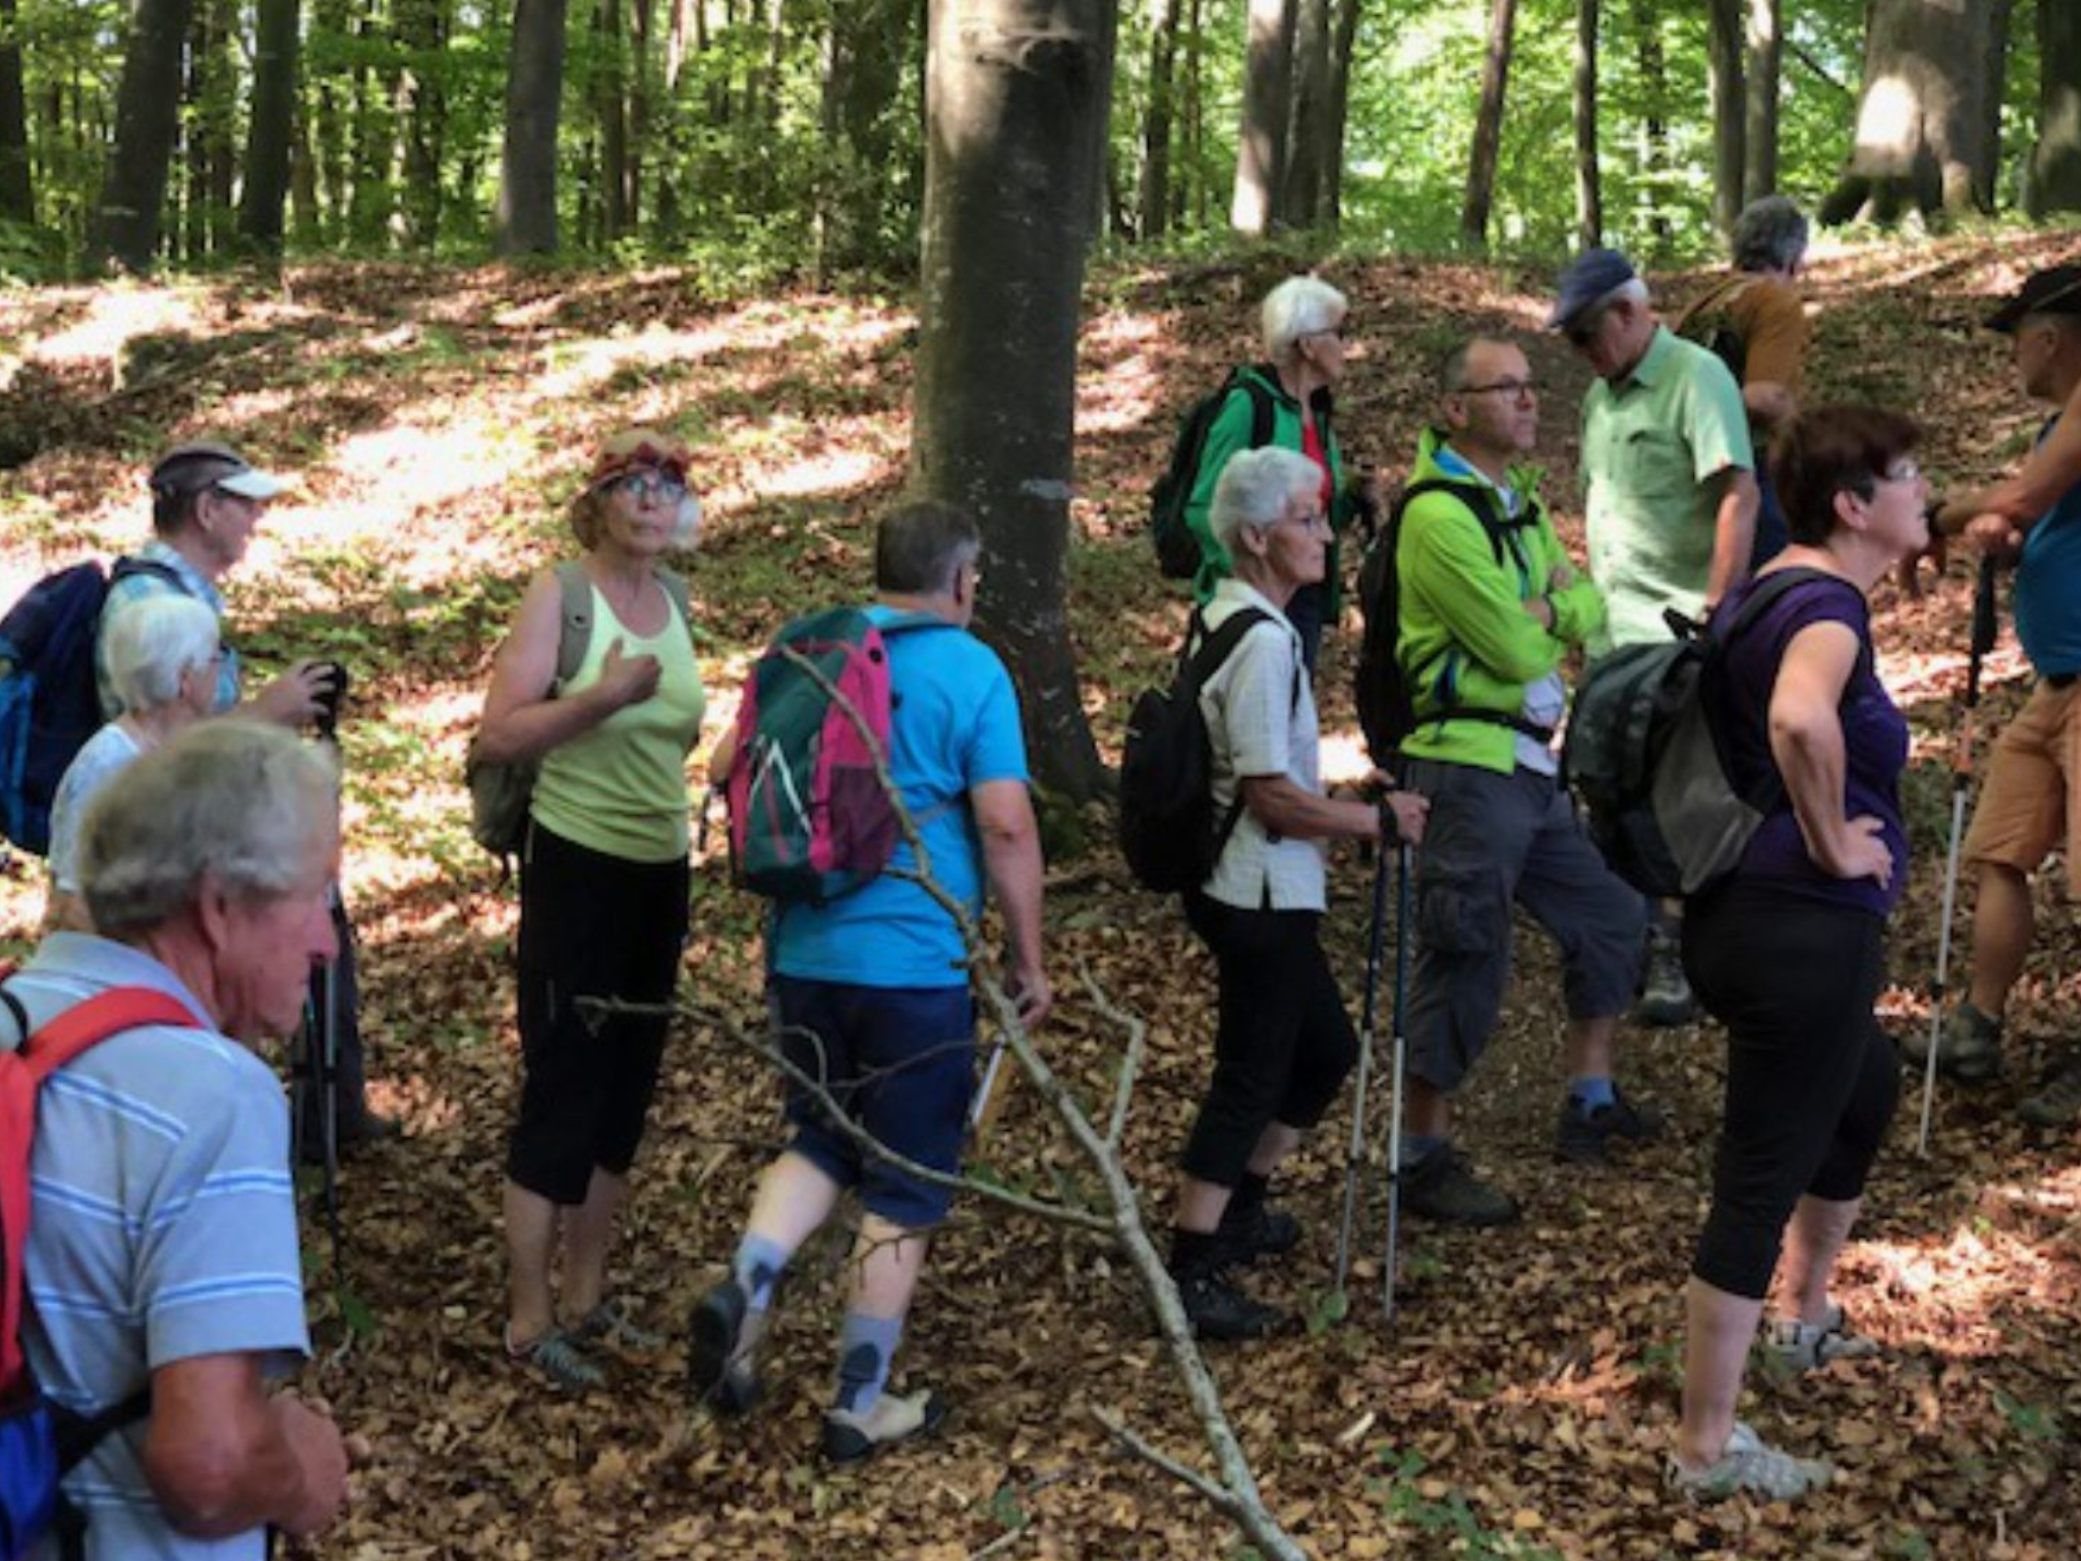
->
xmin=1821 ymin=0 xmax=1996 ymax=224
xmin=1284 ymin=0 xmax=1332 ymax=229
xmin=1706 ymin=0 xmax=1744 ymax=237
xmin=291 ymin=96 xmax=322 ymax=245
xmin=1230 ymin=0 xmax=1294 ymax=234
xmin=595 ymin=0 xmax=630 ymax=238
xmin=395 ymin=0 xmax=449 ymax=248
xmin=239 ymin=0 xmax=299 ymax=254
xmin=313 ymin=0 xmax=351 ymax=238
xmin=183 ymin=3 xmax=208 ymax=262
xmin=1139 ymin=0 xmax=1179 ymax=240
xmin=2033 ymin=0 xmax=2081 ymax=213
xmin=1974 ymin=0 xmax=2011 ymax=211
xmin=914 ymin=0 xmax=1113 ymax=800
xmin=0 ymin=0 xmax=32 ymax=223
xmin=1574 ymin=0 xmax=1600 ymax=246
xmin=1459 ymin=0 xmax=1517 ymax=249
xmin=1742 ymin=0 xmax=1779 ymax=202
xmin=629 ymin=0 xmax=653 ymax=230
xmin=497 ymin=0 xmax=572 ymax=253
xmin=91 ymin=0 xmax=197 ymax=272
xmin=1180 ymin=0 xmax=1204 ymax=229
xmin=1633 ymin=0 xmax=1670 ymax=250
xmin=1322 ymin=0 xmax=1361 ymax=228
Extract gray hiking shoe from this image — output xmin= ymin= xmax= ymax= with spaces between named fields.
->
xmin=822 ymin=1387 xmax=948 ymax=1464
xmin=1667 ymin=1421 xmax=1832 ymax=1502
xmin=1400 ymin=1147 xmax=1520 ymax=1227
xmin=2019 ymin=1054 xmax=2081 ymax=1128
xmin=571 ymin=1299 xmax=665 ymax=1355
xmin=506 ymin=1326 xmax=605 ymax=1391
xmin=1900 ymin=1003 xmax=2004 ymax=1082
xmin=1634 ymin=931 xmax=1697 ymax=1027
xmin=1758 ymin=1303 xmax=1880 ymax=1376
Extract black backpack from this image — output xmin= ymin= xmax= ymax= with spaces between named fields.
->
xmin=1563 ymin=567 xmax=1844 ymax=898
xmin=1676 ymin=280 xmax=1751 ymax=382
xmin=1352 ymin=477 xmax=1551 ymax=767
xmin=1150 ymin=371 xmax=1276 ymax=581
xmin=1119 ymin=607 xmax=1291 ymax=893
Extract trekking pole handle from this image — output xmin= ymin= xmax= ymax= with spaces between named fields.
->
xmin=1968 ymin=555 xmax=1998 ymax=684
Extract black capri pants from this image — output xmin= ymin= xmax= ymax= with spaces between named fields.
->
xmin=1683 ymin=881 xmax=1899 ymax=1300
xmin=1179 ymin=894 xmax=1359 ymax=1188
xmin=507 ymin=822 xmax=690 ymax=1205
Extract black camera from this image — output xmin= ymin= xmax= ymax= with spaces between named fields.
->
xmin=312 ymin=661 xmax=349 ymax=741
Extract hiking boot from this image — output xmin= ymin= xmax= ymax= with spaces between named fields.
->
xmin=506 ymin=1325 xmax=605 ymax=1391
xmin=1757 ymin=1303 xmax=1880 ymax=1376
xmin=688 ymin=1278 xmax=762 ymax=1412
xmin=822 ymin=1387 xmax=948 ymax=1464
xmin=1555 ymin=1085 xmax=1667 ymax=1164
xmin=1173 ymin=1268 xmax=1289 ymax=1340
xmin=2018 ymin=1054 xmax=2081 ymax=1128
xmin=1399 ymin=1147 xmax=1520 ymax=1228
xmin=1634 ymin=932 xmax=1697 ymax=1027
xmin=1214 ymin=1198 xmax=1302 ymax=1267
xmin=1667 ymin=1421 xmax=1832 ymax=1502
xmin=1899 ymin=1003 xmax=2004 ymax=1082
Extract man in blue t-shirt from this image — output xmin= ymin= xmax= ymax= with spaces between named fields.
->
xmin=690 ymin=500 xmax=1051 ymax=1460
xmin=1912 ymin=266 xmax=2081 ymax=1126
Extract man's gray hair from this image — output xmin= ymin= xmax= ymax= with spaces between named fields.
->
xmin=1209 ymin=447 xmax=1321 ymax=556
xmin=102 ymin=594 xmax=220 ymax=715
xmin=1261 ymin=276 xmax=1347 ymax=363
xmin=80 ymin=721 xmax=338 ymax=941
xmin=1732 ymin=196 xmax=1810 ymax=274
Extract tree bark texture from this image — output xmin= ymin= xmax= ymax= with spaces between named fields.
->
xmin=2033 ymin=0 xmax=2081 ymax=213
xmin=1742 ymin=0 xmax=1780 ymax=202
xmin=1573 ymin=0 xmax=1599 ymax=247
xmin=1632 ymin=0 xmax=1669 ymax=249
xmin=1974 ymin=0 xmax=2011 ymax=211
xmin=1459 ymin=0 xmax=1517 ymax=249
xmin=497 ymin=0 xmax=572 ymax=253
xmin=594 ymin=0 xmax=630 ymax=238
xmin=239 ymin=0 xmax=300 ymax=254
xmin=91 ymin=0 xmax=197 ymax=272
xmin=1139 ymin=0 xmax=1181 ymax=239
xmin=1706 ymin=0 xmax=1744 ymax=236
xmin=1230 ymin=0 xmax=1294 ymax=234
xmin=914 ymin=0 xmax=1113 ymax=801
xmin=0 ymin=0 xmax=32 ymax=223
xmin=394 ymin=0 xmax=449 ymax=248
xmin=1821 ymin=0 xmax=1997 ymax=224
xmin=1283 ymin=0 xmax=1333 ymax=229
xmin=1322 ymin=0 xmax=1362 ymax=228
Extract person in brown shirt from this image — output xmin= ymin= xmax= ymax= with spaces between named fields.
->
xmin=1677 ymin=196 xmax=1813 ymax=567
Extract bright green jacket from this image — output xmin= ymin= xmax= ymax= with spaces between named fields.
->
xmin=1183 ymin=364 xmax=1359 ymax=616
xmin=1395 ymin=427 xmax=1606 ymax=775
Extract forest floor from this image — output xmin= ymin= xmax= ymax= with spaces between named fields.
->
xmin=3 ymin=230 xmax=2081 ymax=1560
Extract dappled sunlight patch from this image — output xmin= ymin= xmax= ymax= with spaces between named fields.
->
xmin=30 ymin=285 xmax=205 ymax=368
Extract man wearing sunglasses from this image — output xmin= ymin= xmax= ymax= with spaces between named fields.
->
xmin=1552 ymin=249 xmax=1759 ymax=1028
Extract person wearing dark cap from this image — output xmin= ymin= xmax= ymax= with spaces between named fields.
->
xmin=1903 ymin=264 xmax=2081 ymax=1125
xmin=1552 ymin=247 xmax=1760 ymax=1028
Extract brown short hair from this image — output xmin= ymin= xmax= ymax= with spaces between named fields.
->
xmin=1772 ymin=405 xmax=1922 ymax=546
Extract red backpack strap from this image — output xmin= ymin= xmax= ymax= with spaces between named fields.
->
xmin=19 ymin=988 xmax=201 ymax=1086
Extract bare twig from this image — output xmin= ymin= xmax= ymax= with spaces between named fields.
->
xmin=1092 ymin=1407 xmax=1249 ymax=1516
xmin=1081 ymin=961 xmax=1147 ymax=1150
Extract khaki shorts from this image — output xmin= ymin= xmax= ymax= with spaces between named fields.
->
xmin=1964 ymin=681 xmax=2081 ymax=876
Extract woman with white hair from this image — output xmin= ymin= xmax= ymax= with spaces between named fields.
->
xmin=1166 ymin=446 xmax=1426 ymax=1339
xmin=45 ymin=592 xmax=224 ymax=931
xmin=1179 ymin=275 xmax=1377 ymax=672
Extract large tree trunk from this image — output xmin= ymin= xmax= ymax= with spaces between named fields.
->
xmin=914 ymin=0 xmax=1111 ymax=801
xmin=1230 ymin=0 xmax=1295 ymax=234
xmin=1458 ymin=0 xmax=1517 ymax=249
xmin=1573 ymin=0 xmax=1600 ymax=247
xmin=1742 ymin=0 xmax=1779 ymax=202
xmin=0 ymin=0 xmax=33 ymax=223
xmin=1821 ymin=0 xmax=1998 ymax=224
xmin=1321 ymin=0 xmax=1362 ymax=228
xmin=90 ymin=0 xmax=197 ymax=272
xmin=2033 ymin=0 xmax=2081 ymax=213
xmin=497 ymin=0 xmax=571 ymax=254
xmin=239 ymin=0 xmax=299 ymax=254
xmin=1706 ymin=0 xmax=1744 ymax=236
xmin=1283 ymin=0 xmax=1333 ymax=229
xmin=1138 ymin=0 xmax=1180 ymax=240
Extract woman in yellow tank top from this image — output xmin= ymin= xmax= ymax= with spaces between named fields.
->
xmin=475 ymin=427 xmax=706 ymax=1388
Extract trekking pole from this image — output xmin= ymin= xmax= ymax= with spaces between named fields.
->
xmin=1382 ymin=840 xmax=1412 ymax=1323
xmin=1917 ymin=555 xmax=1998 ymax=1157
xmin=1331 ymin=833 xmax=1394 ymax=1301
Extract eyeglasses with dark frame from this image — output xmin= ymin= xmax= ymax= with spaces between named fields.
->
xmin=613 ymin=470 xmax=687 ymax=501
xmin=1458 ymin=378 xmax=1540 ymax=400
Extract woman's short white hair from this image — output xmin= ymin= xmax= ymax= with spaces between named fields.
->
xmin=1261 ymin=276 xmax=1347 ymax=362
xmin=1210 ymin=447 xmax=1321 ymax=556
xmin=79 ymin=720 xmax=338 ymax=941
xmin=102 ymin=594 xmax=220 ymax=714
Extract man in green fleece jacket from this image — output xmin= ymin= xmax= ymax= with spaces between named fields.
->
xmin=1390 ymin=337 xmax=1657 ymax=1227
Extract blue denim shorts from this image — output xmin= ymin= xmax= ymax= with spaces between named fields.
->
xmin=771 ymin=975 xmax=976 ymax=1228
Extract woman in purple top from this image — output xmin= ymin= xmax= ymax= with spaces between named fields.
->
xmin=1669 ymin=407 xmax=1929 ymax=1501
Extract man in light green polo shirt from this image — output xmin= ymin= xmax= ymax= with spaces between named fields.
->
xmin=1552 ymin=248 xmax=1758 ymax=1025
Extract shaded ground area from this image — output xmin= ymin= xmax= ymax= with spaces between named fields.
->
xmin=2 ymin=232 xmax=2080 ymax=1558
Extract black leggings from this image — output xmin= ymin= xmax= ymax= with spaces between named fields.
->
xmin=507 ymin=822 xmax=690 ymax=1206
xmin=1179 ymin=894 xmax=1358 ymax=1187
xmin=1683 ymin=883 xmax=1899 ymax=1300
